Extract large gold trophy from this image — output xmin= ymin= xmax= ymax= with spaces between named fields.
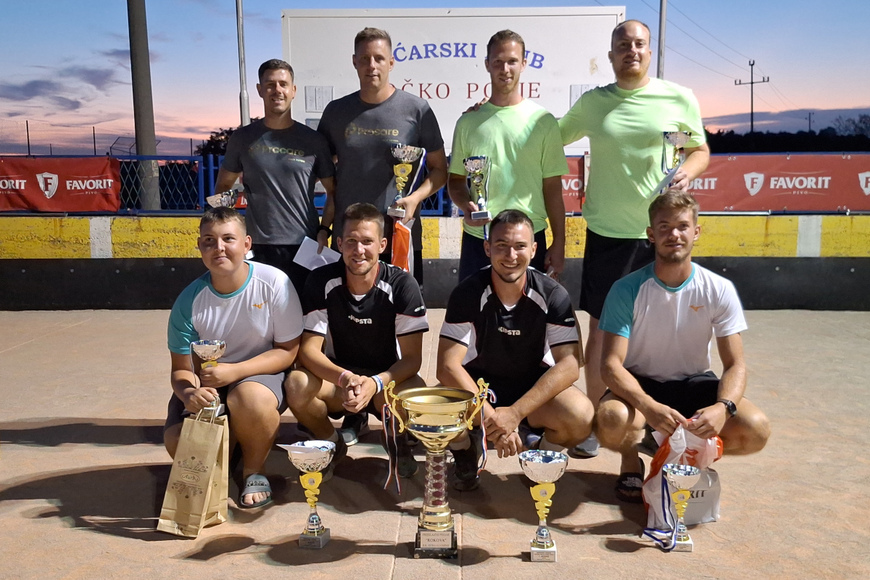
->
xmin=384 ymin=379 xmax=488 ymax=559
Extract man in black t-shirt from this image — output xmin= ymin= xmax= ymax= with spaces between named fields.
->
xmin=286 ymin=203 xmax=428 ymax=478
xmin=437 ymin=209 xmax=594 ymax=490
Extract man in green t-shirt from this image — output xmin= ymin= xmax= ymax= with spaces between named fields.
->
xmin=559 ymin=20 xmax=711 ymax=459
xmin=448 ymin=29 xmax=568 ymax=282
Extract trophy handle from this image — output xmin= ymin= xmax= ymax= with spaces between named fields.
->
xmin=466 ymin=378 xmax=490 ymax=430
xmin=383 ymin=381 xmax=406 ymax=433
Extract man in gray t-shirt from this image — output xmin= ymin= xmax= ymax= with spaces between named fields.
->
xmin=217 ymin=59 xmax=336 ymax=296
xmin=317 ymin=27 xmax=447 ymax=289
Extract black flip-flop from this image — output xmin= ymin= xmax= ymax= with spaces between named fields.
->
xmin=615 ymin=459 xmax=646 ymax=504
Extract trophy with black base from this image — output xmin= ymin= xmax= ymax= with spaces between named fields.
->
xmin=384 ymin=379 xmax=488 ymax=559
xmin=389 ymin=144 xmax=426 ymax=218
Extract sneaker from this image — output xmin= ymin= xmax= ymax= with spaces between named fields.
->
xmin=450 ymin=429 xmax=483 ymax=492
xmin=518 ymin=424 xmax=542 ymax=451
xmin=568 ymin=432 xmax=600 ymax=459
xmin=321 ymin=436 xmax=348 ymax=483
xmin=338 ymin=412 xmax=370 ymax=446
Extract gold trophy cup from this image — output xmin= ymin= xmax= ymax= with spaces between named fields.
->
xmin=389 ymin=144 xmax=426 ymax=218
xmin=385 ymin=379 xmax=489 ymax=559
xmin=280 ymin=441 xmax=337 ymax=549
xmin=519 ymin=449 xmax=569 ymax=562
xmin=663 ymin=463 xmax=702 ymax=552
xmin=190 ymin=339 xmax=226 ymax=417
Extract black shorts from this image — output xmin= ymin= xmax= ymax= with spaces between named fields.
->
xmin=632 ymin=371 xmax=720 ymax=419
xmin=251 ymin=243 xmax=309 ymax=298
xmin=163 ymin=372 xmax=287 ymax=432
xmin=580 ymin=228 xmax=654 ymax=319
xmin=458 ymin=229 xmax=548 ymax=283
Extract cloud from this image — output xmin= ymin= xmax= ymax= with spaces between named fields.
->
xmin=51 ymin=97 xmax=83 ymax=111
xmin=100 ymin=49 xmax=132 ymax=68
xmin=0 ymin=80 xmax=54 ymax=101
xmin=60 ymin=67 xmax=117 ymax=91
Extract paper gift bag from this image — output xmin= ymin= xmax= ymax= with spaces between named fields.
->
xmin=157 ymin=412 xmax=229 ymax=537
xmin=391 ymin=218 xmax=414 ymax=275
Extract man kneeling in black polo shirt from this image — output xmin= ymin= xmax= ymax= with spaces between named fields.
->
xmin=286 ymin=203 xmax=429 ymax=480
xmin=437 ymin=209 xmax=594 ymax=491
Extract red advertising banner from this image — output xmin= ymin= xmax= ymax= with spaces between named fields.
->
xmin=0 ymin=157 xmax=121 ymax=212
xmin=561 ymin=156 xmax=585 ymax=213
xmin=690 ymin=153 xmax=870 ymax=212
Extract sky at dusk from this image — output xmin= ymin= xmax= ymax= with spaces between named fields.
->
xmin=1 ymin=0 xmax=868 ymax=156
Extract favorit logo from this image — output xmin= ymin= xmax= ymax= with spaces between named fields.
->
xmin=36 ymin=172 xmax=59 ymax=199
xmin=743 ymin=172 xmax=764 ymax=196
xmin=859 ymin=172 xmax=870 ymax=196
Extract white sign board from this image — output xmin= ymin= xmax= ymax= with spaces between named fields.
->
xmin=282 ymin=7 xmax=625 ymax=155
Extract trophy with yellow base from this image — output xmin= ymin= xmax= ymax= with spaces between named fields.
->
xmin=280 ymin=441 xmax=337 ymax=549
xmin=384 ymin=379 xmax=488 ymax=559
xmin=519 ymin=449 xmax=569 ymax=562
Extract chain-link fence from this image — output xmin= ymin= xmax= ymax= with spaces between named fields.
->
xmin=118 ymin=156 xmax=203 ymax=211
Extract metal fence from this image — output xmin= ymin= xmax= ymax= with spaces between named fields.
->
xmin=117 ymin=154 xmax=447 ymax=215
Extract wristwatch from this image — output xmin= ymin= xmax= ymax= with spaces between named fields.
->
xmin=717 ymin=398 xmax=738 ymax=418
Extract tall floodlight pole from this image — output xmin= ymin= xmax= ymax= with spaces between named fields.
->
xmin=236 ymin=0 xmax=250 ymax=126
xmin=657 ymin=0 xmax=668 ymax=78
xmin=735 ymin=60 xmax=769 ymax=133
xmin=127 ymin=0 xmax=160 ymax=210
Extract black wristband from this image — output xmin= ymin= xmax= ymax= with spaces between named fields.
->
xmin=318 ymin=224 xmax=332 ymax=237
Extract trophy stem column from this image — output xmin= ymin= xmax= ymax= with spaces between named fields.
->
xmin=419 ymin=450 xmax=452 ymax=530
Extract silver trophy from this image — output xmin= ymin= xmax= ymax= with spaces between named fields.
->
xmin=463 ymin=156 xmax=491 ymax=221
xmin=519 ymin=449 xmax=569 ymax=562
xmin=205 ymin=183 xmax=244 ymax=208
xmin=280 ymin=440 xmax=337 ymax=549
xmin=389 ymin=144 xmax=426 ymax=218
xmin=190 ymin=339 xmax=226 ymax=416
xmin=656 ymin=131 xmax=692 ymax=195
xmin=663 ymin=463 xmax=702 ymax=552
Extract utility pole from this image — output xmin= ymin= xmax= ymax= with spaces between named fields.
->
xmin=807 ymin=111 xmax=815 ymax=133
xmin=236 ymin=0 xmax=250 ymax=127
xmin=656 ymin=0 xmax=668 ymax=78
xmin=735 ymin=60 xmax=769 ymax=133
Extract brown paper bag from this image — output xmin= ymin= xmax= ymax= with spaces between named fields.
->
xmin=157 ymin=412 xmax=229 ymax=537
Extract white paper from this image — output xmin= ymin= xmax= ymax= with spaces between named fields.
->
xmin=291 ymin=237 xmax=341 ymax=271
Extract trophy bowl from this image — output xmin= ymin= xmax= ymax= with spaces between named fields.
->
xmin=190 ymin=339 xmax=226 ymax=365
xmin=519 ymin=449 xmax=569 ymax=483
xmin=390 ymin=144 xmax=426 ymax=217
xmin=280 ymin=440 xmax=336 ymax=549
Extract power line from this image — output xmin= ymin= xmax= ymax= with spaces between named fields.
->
xmin=735 ymin=60 xmax=770 ymax=133
xmin=668 ymin=0 xmax=752 ymax=61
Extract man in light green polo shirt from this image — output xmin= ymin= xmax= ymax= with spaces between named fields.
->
xmin=448 ymin=29 xmax=569 ymax=282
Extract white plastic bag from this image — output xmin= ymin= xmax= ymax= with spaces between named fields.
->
xmin=642 ymin=426 xmax=722 ymax=548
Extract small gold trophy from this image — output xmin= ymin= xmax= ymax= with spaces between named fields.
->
xmin=280 ymin=441 xmax=337 ymax=549
xmin=385 ymin=379 xmax=488 ymax=559
xmin=663 ymin=463 xmax=702 ymax=552
xmin=519 ymin=450 xmax=569 ymax=562
xmin=190 ymin=339 xmax=226 ymax=416
xmin=463 ymin=156 xmax=491 ymax=221
xmin=389 ymin=144 xmax=426 ymax=218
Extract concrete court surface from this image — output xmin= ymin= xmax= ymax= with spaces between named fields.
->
xmin=0 ymin=308 xmax=868 ymax=580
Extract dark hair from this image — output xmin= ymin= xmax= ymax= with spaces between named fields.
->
xmin=486 ymin=29 xmax=525 ymax=59
xmin=648 ymin=191 xmax=699 ymax=225
xmin=354 ymin=27 xmax=392 ymax=52
xmin=342 ymin=202 xmax=385 ymax=237
xmin=200 ymin=206 xmax=246 ymax=232
xmin=257 ymin=59 xmax=294 ymax=83
xmin=611 ymin=20 xmax=651 ymax=48
xmin=490 ymin=209 xmax=534 ymax=234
